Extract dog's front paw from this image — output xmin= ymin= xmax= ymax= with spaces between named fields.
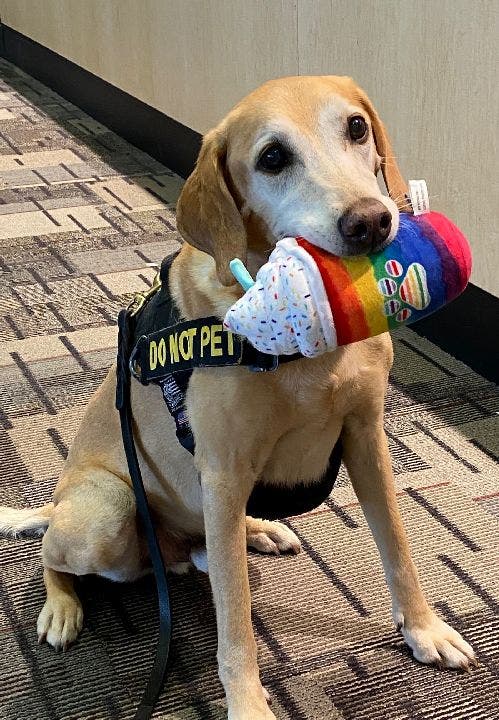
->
xmin=400 ymin=614 xmax=477 ymax=670
xmin=37 ymin=594 xmax=83 ymax=651
xmin=246 ymin=518 xmax=301 ymax=555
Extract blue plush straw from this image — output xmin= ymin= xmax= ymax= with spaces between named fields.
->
xmin=229 ymin=258 xmax=255 ymax=291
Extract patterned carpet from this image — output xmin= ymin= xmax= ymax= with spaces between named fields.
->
xmin=0 ymin=58 xmax=498 ymax=720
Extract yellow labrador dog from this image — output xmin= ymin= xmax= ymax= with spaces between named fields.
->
xmin=1 ymin=77 xmax=475 ymax=720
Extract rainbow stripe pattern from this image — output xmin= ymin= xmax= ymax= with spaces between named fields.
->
xmin=296 ymin=211 xmax=472 ymax=346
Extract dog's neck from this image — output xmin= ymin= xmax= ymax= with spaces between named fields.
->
xmin=168 ymin=243 xmax=253 ymax=322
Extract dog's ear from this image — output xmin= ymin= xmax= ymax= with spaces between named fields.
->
xmin=354 ymin=88 xmax=410 ymax=211
xmin=176 ymin=125 xmax=246 ymax=286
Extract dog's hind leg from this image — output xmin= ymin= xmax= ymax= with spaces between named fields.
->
xmin=38 ymin=468 xmax=145 ymax=650
xmin=0 ymin=503 xmax=83 ymax=649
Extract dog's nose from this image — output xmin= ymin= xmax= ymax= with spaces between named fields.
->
xmin=338 ymin=199 xmax=392 ymax=251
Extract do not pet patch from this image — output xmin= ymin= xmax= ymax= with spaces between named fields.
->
xmin=133 ymin=317 xmax=243 ymax=381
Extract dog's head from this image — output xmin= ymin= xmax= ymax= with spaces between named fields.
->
xmin=177 ymin=76 xmax=409 ymax=286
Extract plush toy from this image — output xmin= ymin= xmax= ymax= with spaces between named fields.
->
xmin=223 ymin=211 xmax=472 ymax=357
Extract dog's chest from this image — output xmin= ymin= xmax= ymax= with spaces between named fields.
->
xmin=262 ymin=369 xmax=345 ymax=486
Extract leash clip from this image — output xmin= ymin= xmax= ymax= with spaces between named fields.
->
xmin=128 ymin=269 xmax=162 ymax=318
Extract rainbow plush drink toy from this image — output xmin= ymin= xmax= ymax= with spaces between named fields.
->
xmin=223 ymin=210 xmax=472 ymax=357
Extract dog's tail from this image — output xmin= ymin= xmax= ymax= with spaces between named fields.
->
xmin=0 ymin=503 xmax=54 ymax=538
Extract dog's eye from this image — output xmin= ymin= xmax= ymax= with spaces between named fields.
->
xmin=348 ymin=115 xmax=368 ymax=142
xmin=257 ymin=143 xmax=292 ymax=174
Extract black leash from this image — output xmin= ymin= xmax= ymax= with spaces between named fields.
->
xmin=116 ymin=308 xmax=172 ymax=720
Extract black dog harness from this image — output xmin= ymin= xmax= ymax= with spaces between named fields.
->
xmin=115 ymin=251 xmax=342 ymax=719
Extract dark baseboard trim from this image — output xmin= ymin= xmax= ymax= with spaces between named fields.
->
xmin=411 ymin=283 xmax=498 ymax=384
xmin=0 ymin=24 xmax=201 ymax=179
xmin=0 ymin=25 xmax=497 ymax=383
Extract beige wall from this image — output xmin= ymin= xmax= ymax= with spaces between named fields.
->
xmin=1 ymin=0 xmax=498 ymax=295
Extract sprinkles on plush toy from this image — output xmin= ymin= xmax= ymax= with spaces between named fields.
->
xmin=224 ymin=210 xmax=472 ymax=357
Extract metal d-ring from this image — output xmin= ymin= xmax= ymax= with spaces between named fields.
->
xmin=128 ymin=341 xmax=143 ymax=381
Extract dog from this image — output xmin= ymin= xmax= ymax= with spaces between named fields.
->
xmin=0 ymin=76 xmax=476 ymax=720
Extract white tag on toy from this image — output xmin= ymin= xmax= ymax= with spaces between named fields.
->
xmin=408 ymin=179 xmax=430 ymax=215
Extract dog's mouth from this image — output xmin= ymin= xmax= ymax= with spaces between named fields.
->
xmin=276 ymin=230 xmax=395 ymax=258
xmin=340 ymin=234 xmax=395 ymax=257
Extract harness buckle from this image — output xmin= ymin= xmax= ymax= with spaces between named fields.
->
xmin=248 ymin=355 xmax=279 ymax=372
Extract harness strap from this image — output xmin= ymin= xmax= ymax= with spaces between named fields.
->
xmin=157 ymin=371 xmax=195 ymax=454
xmin=116 ymin=309 xmax=172 ymax=720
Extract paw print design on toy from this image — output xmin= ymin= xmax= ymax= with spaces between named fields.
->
xmin=378 ymin=258 xmax=431 ymax=324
